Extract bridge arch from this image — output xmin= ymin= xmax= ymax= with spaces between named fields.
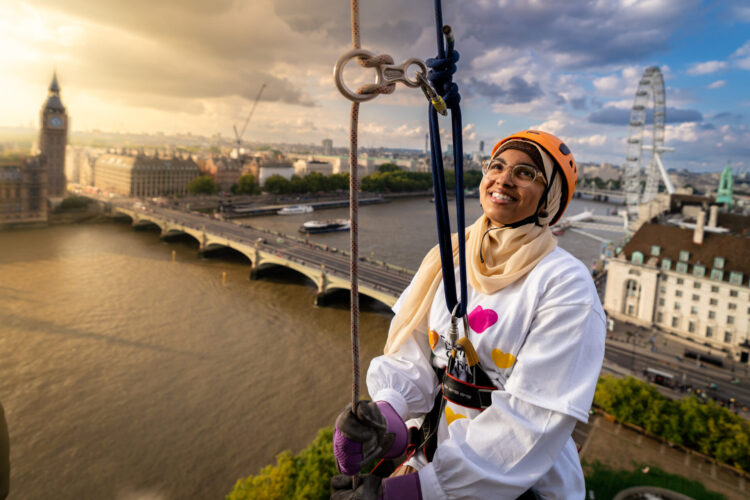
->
xmin=200 ymin=243 xmax=253 ymax=264
xmin=252 ymin=262 xmax=321 ymax=289
xmin=315 ymin=286 xmax=394 ymax=309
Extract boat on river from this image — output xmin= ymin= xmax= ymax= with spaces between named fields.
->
xmin=299 ymin=219 xmax=351 ymax=234
xmin=277 ymin=204 xmax=313 ymax=215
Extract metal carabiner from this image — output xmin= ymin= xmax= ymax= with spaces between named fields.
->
xmin=381 ymin=57 xmax=426 ymax=89
xmin=333 ymin=48 xmax=428 ymax=103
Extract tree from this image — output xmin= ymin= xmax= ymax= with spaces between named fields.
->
xmin=263 ymin=175 xmax=292 ymax=194
xmin=377 ymin=163 xmax=402 ymax=173
xmin=464 ymin=170 xmax=483 ymax=189
xmin=188 ymin=175 xmax=219 ymax=195
xmin=226 ymin=427 xmax=337 ymax=500
xmin=233 ymin=174 xmax=260 ymax=195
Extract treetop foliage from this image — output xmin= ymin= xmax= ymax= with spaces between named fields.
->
xmin=188 ymin=175 xmax=220 ymax=195
xmin=595 ymin=375 xmax=750 ymax=471
xmin=226 ymin=427 xmax=337 ymax=500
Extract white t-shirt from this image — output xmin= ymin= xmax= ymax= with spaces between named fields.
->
xmin=367 ymin=246 xmax=606 ymax=499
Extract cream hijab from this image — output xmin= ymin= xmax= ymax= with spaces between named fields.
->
xmin=384 ymin=140 xmax=563 ymax=354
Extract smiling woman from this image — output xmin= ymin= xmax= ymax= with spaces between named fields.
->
xmin=331 ymin=130 xmax=606 ymax=499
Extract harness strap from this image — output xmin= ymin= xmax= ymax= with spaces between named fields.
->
xmin=442 ymin=370 xmax=496 ymax=410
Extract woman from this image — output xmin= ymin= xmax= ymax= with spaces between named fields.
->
xmin=332 ymin=130 xmax=605 ymax=499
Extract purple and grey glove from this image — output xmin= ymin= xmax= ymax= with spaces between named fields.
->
xmin=330 ymin=472 xmax=422 ymax=500
xmin=333 ymin=401 xmax=408 ymax=475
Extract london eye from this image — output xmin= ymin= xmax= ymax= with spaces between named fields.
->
xmin=624 ymin=66 xmax=675 ymax=216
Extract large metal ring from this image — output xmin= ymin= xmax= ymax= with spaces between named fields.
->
xmin=333 ymin=49 xmax=380 ymax=103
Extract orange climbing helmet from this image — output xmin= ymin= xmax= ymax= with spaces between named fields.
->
xmin=490 ymin=130 xmax=578 ymax=225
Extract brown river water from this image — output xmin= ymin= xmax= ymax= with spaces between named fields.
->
xmin=0 ymin=197 xmax=620 ymax=499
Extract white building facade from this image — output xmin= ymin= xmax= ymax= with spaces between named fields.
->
xmin=604 ymin=214 xmax=750 ymax=364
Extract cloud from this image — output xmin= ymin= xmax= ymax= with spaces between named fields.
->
xmin=465 ymin=76 xmax=543 ymax=104
xmin=588 ymin=106 xmax=703 ymax=125
xmin=686 ymin=61 xmax=727 ymax=75
xmin=731 ymin=41 xmax=750 ymax=70
xmin=707 ymin=80 xmax=726 ymax=89
xmin=462 ymin=123 xmax=477 ymax=142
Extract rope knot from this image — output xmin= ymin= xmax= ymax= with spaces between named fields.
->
xmin=426 ymin=49 xmax=460 ymax=107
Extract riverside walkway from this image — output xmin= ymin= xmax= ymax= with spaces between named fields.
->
xmin=111 ymin=203 xmax=414 ymax=307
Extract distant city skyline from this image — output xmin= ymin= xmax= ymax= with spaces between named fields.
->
xmin=0 ymin=0 xmax=748 ymax=172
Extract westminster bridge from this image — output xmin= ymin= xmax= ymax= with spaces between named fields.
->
xmin=110 ymin=203 xmax=413 ymax=308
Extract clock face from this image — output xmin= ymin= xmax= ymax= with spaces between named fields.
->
xmin=49 ymin=116 xmax=63 ymax=128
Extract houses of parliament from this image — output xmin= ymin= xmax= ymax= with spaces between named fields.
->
xmin=0 ymin=72 xmax=68 ymax=226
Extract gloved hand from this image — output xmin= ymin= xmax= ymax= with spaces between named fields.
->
xmin=333 ymin=401 xmax=408 ymax=475
xmin=330 ymin=472 xmax=422 ymax=500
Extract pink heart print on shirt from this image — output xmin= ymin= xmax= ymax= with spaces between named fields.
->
xmin=467 ymin=305 xmax=498 ymax=333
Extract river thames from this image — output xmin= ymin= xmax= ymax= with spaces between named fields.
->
xmin=0 ymin=196 xmax=621 ymax=499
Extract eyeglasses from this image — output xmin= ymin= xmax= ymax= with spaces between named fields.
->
xmin=481 ymin=159 xmax=546 ymax=186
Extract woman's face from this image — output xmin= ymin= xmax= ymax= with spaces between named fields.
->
xmin=480 ymin=148 xmax=546 ymax=227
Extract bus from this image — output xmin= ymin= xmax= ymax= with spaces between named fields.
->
xmin=684 ymin=349 xmax=724 ymax=368
xmin=644 ymin=367 xmax=675 ymax=388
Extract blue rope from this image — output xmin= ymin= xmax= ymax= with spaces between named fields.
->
xmin=426 ymin=0 xmax=467 ymax=319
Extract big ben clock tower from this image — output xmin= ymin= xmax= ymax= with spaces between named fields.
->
xmin=39 ymin=72 xmax=68 ymax=198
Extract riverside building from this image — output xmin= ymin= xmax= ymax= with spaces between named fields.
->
xmin=93 ymin=153 xmax=200 ymax=197
xmin=604 ymin=197 xmax=750 ymax=365
xmin=0 ymin=155 xmax=48 ymax=226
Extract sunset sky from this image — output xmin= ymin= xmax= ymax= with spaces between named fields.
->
xmin=1 ymin=0 xmax=748 ymax=171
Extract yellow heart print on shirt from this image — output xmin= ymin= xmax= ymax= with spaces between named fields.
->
xmin=445 ymin=406 xmax=467 ymax=425
xmin=491 ymin=348 xmax=516 ymax=369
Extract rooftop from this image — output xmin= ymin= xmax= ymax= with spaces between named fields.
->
xmin=621 ymin=220 xmax=750 ymax=280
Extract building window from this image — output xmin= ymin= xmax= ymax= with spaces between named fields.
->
xmin=674 ymin=302 xmax=681 ymax=310
xmin=711 ymin=285 xmax=719 ymax=293
xmin=729 ymin=303 xmax=737 ymax=310
xmin=661 ymin=259 xmax=671 ymax=271
xmin=658 ymin=298 xmax=665 ymax=306
xmin=656 ymin=312 xmax=663 ymax=323
xmin=680 ymin=250 xmax=690 ymax=262
xmin=672 ymin=317 xmax=679 ymax=328
xmin=706 ymin=326 xmax=713 ymax=338
xmin=727 ymin=316 xmax=734 ymax=325
xmin=693 ymin=282 xmax=701 ymax=289
xmin=693 ymin=265 xmax=705 ymax=278
xmin=688 ymin=321 xmax=695 ymax=333
xmin=660 ymin=286 xmax=666 ymax=294
xmin=690 ymin=306 xmax=698 ymax=315
xmin=713 ymin=256 xmax=725 ymax=269
xmin=730 ymin=290 xmax=738 ymax=297
xmin=709 ymin=298 xmax=718 ymax=306
xmin=677 ymin=278 xmax=684 ymax=285
xmin=627 ymin=305 xmax=634 ymax=315
xmin=631 ymin=251 xmax=644 ymax=265
xmin=675 ymin=290 xmax=683 ymax=297
xmin=725 ymin=332 xmax=732 ymax=343
xmin=676 ymin=262 xmax=688 ymax=273
xmin=708 ymin=311 xmax=716 ymax=319
xmin=729 ymin=272 xmax=743 ymax=286
xmin=711 ymin=269 xmax=724 ymax=281
xmin=651 ymin=245 xmax=661 ymax=256
xmin=692 ymin=294 xmax=699 ymax=301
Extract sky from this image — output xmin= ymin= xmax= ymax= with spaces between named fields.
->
xmin=1 ymin=0 xmax=749 ymax=172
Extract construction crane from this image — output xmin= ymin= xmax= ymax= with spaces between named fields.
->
xmin=233 ymin=83 xmax=266 ymax=158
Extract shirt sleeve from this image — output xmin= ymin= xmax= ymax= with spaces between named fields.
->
xmin=366 ymin=330 xmax=440 ymax=421
xmin=367 ymin=274 xmax=440 ymax=420
xmin=418 ymin=393 xmax=578 ymax=499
